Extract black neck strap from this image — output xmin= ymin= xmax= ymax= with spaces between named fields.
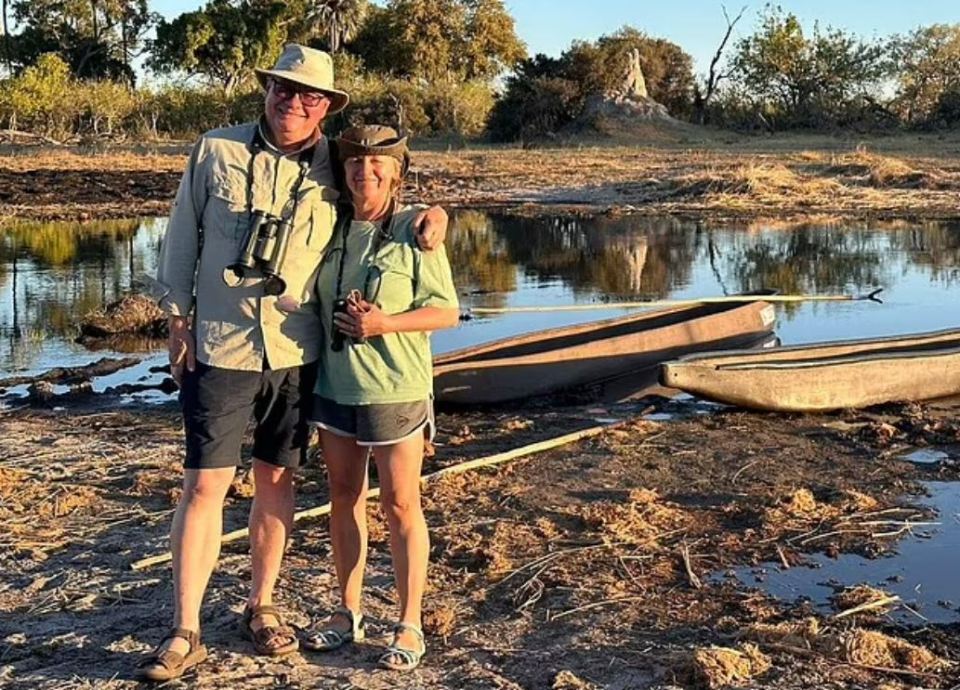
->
xmin=334 ymin=198 xmax=397 ymax=300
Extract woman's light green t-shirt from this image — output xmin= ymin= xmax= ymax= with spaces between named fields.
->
xmin=315 ymin=206 xmax=459 ymax=405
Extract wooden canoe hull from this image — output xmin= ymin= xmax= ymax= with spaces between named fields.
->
xmin=660 ymin=328 xmax=960 ymax=412
xmin=433 ymin=298 xmax=777 ymax=405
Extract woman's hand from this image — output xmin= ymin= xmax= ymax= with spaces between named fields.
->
xmin=334 ymin=300 xmax=393 ymax=339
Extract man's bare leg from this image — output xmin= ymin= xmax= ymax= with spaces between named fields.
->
xmin=246 ymin=459 xmax=296 ymax=636
xmin=162 ymin=466 xmax=237 ymax=656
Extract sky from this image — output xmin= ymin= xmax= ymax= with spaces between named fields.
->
xmin=150 ymin=0 xmax=960 ymax=76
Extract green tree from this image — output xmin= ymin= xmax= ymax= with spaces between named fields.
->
xmin=459 ymin=0 xmax=525 ymax=81
xmin=889 ymin=24 xmax=960 ymax=126
xmin=149 ymin=0 xmax=289 ymax=96
xmin=350 ymin=0 xmax=523 ymax=81
xmin=487 ymin=54 xmax=581 ymax=142
xmin=2 ymin=0 xmax=12 ymax=75
xmin=8 ymin=0 xmax=155 ymax=83
xmin=731 ymin=6 xmax=888 ymax=128
xmin=80 ymin=78 xmax=136 ymax=134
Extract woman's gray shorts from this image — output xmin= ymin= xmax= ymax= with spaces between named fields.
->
xmin=310 ymin=396 xmax=435 ymax=446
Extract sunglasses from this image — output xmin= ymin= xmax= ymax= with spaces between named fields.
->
xmin=269 ymin=79 xmax=329 ymax=108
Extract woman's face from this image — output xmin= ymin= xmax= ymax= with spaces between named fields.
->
xmin=344 ymin=155 xmax=399 ymax=205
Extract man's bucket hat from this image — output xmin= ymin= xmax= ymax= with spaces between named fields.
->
xmin=255 ymin=44 xmax=350 ymax=114
xmin=336 ymin=125 xmax=410 ymax=176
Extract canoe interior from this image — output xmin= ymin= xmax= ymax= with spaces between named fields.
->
xmin=437 ymin=290 xmax=778 ymax=366
xmin=673 ymin=329 xmax=960 ymax=371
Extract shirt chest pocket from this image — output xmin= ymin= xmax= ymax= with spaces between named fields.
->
xmin=299 ymin=185 xmax=338 ymax=250
xmin=205 ymin=173 xmax=249 ymax=244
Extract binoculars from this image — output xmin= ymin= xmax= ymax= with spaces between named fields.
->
xmin=225 ymin=210 xmax=293 ymax=296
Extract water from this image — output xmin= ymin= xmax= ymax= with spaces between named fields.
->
xmin=1 ymin=212 xmax=959 ymax=392
xmin=1 ymin=211 xmax=959 ymax=616
xmin=719 ymin=482 xmax=960 ymax=625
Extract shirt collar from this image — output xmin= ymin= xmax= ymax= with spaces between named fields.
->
xmin=257 ymin=119 xmax=322 ymax=156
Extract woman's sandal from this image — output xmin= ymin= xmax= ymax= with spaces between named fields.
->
xmin=378 ymin=622 xmax=426 ymax=672
xmin=240 ymin=604 xmax=300 ymax=656
xmin=133 ymin=627 xmax=208 ymax=682
xmin=302 ymin=607 xmax=365 ymax=651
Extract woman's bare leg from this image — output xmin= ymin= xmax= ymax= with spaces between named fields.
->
xmin=320 ymin=430 xmax=369 ymax=628
xmin=372 ymin=432 xmax=428 ymax=651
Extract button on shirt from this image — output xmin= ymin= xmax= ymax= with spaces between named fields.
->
xmin=316 ymin=207 xmax=459 ymax=404
xmin=156 ymin=122 xmax=339 ymax=371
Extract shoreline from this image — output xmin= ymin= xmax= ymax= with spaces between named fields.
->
xmin=3 ymin=135 xmax=960 ymax=224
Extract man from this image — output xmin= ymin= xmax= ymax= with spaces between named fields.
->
xmin=135 ymin=45 xmax=447 ymax=681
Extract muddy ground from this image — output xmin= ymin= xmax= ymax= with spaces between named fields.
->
xmin=4 ymin=132 xmax=960 ymax=223
xmin=1 ymin=390 xmax=959 ymax=689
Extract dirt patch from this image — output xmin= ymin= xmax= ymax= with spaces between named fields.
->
xmin=745 ymin=617 xmax=822 ymax=648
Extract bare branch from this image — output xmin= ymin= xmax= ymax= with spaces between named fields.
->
xmin=694 ymin=4 xmax=747 ymax=123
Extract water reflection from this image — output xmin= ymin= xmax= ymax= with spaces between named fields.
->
xmin=1 ymin=213 xmax=958 ymax=377
xmin=0 ymin=218 xmax=164 ymax=374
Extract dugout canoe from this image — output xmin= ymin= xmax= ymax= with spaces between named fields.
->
xmin=660 ymin=328 xmax=960 ymax=412
xmin=432 ymin=293 xmax=777 ymax=405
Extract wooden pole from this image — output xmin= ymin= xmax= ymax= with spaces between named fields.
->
xmin=130 ymin=420 xmax=626 ymax=571
xmin=464 ymin=290 xmax=883 ymax=315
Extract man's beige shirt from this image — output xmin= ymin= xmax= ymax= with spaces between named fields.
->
xmin=156 ymin=122 xmax=338 ymax=371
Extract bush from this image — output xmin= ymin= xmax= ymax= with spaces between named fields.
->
xmin=423 ymin=79 xmax=494 ymax=137
xmin=79 ymin=81 xmax=138 ymax=135
xmin=5 ymin=53 xmax=79 ymax=137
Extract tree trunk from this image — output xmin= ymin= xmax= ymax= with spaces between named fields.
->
xmin=1 ymin=0 xmax=10 ymax=75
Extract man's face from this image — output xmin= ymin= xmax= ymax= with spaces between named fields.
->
xmin=264 ymin=78 xmax=332 ymax=146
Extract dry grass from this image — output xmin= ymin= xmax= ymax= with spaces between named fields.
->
xmin=669 ymin=163 xmax=843 ymax=199
xmin=684 ymin=643 xmax=772 ymax=689
xmin=824 ymin=149 xmax=956 ymax=190
xmin=841 ymin=629 xmax=945 ymax=672
xmin=580 ymin=487 xmax=689 ymax=546
xmin=80 ymin=294 xmax=166 ymax=337
xmin=833 ymin=585 xmax=896 ymax=614
xmin=4 ymin=132 xmax=960 ymax=222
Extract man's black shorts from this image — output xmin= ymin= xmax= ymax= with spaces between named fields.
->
xmin=179 ymin=361 xmax=318 ymax=469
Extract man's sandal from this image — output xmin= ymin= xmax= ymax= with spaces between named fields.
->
xmin=133 ymin=627 xmax=207 ymax=682
xmin=302 ymin=607 xmax=365 ymax=651
xmin=240 ymin=604 xmax=299 ymax=656
xmin=378 ymin=622 xmax=426 ymax=672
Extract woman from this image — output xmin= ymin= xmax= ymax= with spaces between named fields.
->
xmin=303 ymin=125 xmax=459 ymax=671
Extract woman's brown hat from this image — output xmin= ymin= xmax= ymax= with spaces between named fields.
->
xmin=336 ymin=125 xmax=410 ymax=175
